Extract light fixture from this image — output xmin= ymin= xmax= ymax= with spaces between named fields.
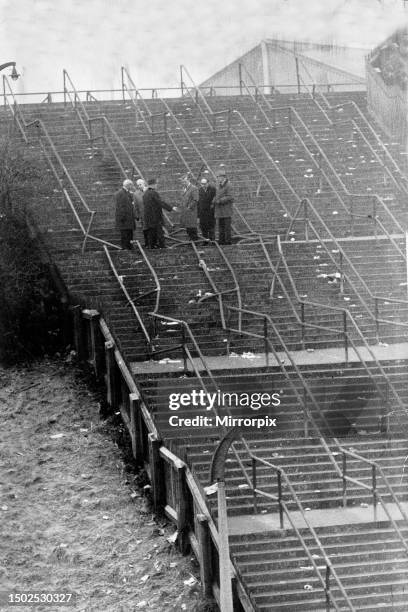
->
xmin=10 ymin=65 xmax=19 ymax=81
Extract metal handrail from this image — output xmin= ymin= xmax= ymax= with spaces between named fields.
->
xmin=104 ymin=244 xmax=151 ymax=348
xmin=180 ymin=65 xmax=231 ymax=133
xmin=2 ymin=79 xmax=103 ymax=252
xmin=224 ymin=302 xmax=408 ymax=556
xmin=301 ymin=199 xmax=408 ymax=330
xmin=121 ymin=66 xmax=167 ymax=135
xmin=190 ymin=240 xmax=243 ymax=333
xmin=239 ymin=67 xmax=405 ymax=244
xmin=236 ymin=72 xmax=408 ymax=350
xmin=158 ymin=96 xmax=244 ymax=233
xmin=63 ymin=69 xmax=92 ymax=139
xmin=290 ymin=53 xmax=408 ymax=196
xmin=250 ymin=454 xmax=355 ymax=611
xmin=263 ymin=235 xmax=406 ymax=416
xmin=233 ymin=90 xmax=408 ymax=334
xmin=3 ymin=75 xmax=28 ymax=143
xmin=229 ymin=129 xmax=292 ymax=217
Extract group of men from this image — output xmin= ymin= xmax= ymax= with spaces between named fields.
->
xmin=114 ymin=167 xmax=234 ymax=250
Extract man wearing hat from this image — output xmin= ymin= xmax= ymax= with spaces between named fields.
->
xmin=143 ymin=178 xmax=177 ymax=249
xmin=133 ymin=178 xmax=147 ymax=246
xmin=115 ymin=179 xmax=136 ymax=250
xmin=180 ymin=174 xmax=199 ymax=241
xmin=213 ymin=167 xmax=234 ymax=245
xmin=198 ymin=177 xmax=216 ymax=241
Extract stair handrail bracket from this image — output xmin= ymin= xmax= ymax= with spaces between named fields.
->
xmin=180 ymin=65 xmax=231 ymax=133
xmin=121 ymin=66 xmax=167 ymax=136
xmin=250 ymin=454 xmax=356 ymax=612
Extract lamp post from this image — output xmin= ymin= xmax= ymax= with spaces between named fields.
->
xmin=0 ymin=62 xmax=19 ymax=80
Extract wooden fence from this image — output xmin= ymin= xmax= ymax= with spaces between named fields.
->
xmin=70 ymin=305 xmax=256 ymax=612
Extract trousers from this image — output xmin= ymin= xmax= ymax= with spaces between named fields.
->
xmin=218 ymin=217 xmax=232 ymax=245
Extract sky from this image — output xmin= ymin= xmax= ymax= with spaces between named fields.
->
xmin=1 ymin=0 xmax=407 ymax=96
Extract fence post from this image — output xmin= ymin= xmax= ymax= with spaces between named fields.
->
xmin=63 ymin=70 xmax=66 ymax=107
xmin=301 ymin=302 xmax=305 ymax=350
xmin=129 ymin=393 xmax=144 ymax=463
xmin=176 ymin=464 xmax=189 ymax=553
xmin=70 ymin=305 xmax=84 ymax=360
xmin=85 ymin=310 xmax=103 ymax=377
xmin=196 ymin=514 xmax=213 ymax=597
xmin=239 ymin=64 xmax=243 ymax=95
xmin=148 ymin=433 xmax=165 ymax=512
xmin=105 ymin=340 xmax=117 ymax=411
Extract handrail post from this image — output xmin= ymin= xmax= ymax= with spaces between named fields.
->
xmin=295 ymin=57 xmax=301 ymax=94
xmin=252 ymin=457 xmax=258 ymax=513
xmin=372 ymin=465 xmax=378 ymax=522
xmin=343 ymin=312 xmax=348 ymax=364
xmin=239 ymin=63 xmax=243 ymax=95
xmin=339 ymin=250 xmax=344 ymax=294
xmin=121 ymin=66 xmax=125 ymax=104
xmin=301 ymin=302 xmax=305 ymax=350
xmin=405 ymin=231 xmax=408 ymax=299
xmin=303 ymin=198 xmax=309 ymax=241
xmin=342 ymin=452 xmax=347 ymax=507
xmin=374 ymin=297 xmax=380 ymax=343
xmin=325 ymin=564 xmax=331 ymax=612
xmin=63 ymin=69 xmax=66 ymax=107
xmin=3 ymin=75 xmax=6 ymax=107
xmin=180 ymin=65 xmax=184 ymax=97
xmin=277 ymin=470 xmax=284 ymax=529
xmin=350 ymin=195 xmax=354 ymax=235
xmin=263 ymin=316 xmax=269 ymax=367
xmin=181 ymin=324 xmax=188 ymax=373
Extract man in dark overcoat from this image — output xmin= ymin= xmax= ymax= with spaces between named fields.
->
xmin=213 ymin=168 xmax=234 ymax=245
xmin=115 ymin=179 xmax=136 ymax=250
xmin=143 ymin=178 xmax=176 ymax=249
xmin=198 ymin=177 xmax=216 ymax=241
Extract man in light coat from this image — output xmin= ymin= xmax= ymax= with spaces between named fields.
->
xmin=180 ymin=174 xmax=199 ymax=241
xmin=213 ymin=168 xmax=234 ymax=245
xmin=133 ymin=178 xmax=147 ymax=246
xmin=115 ymin=179 xmax=136 ymax=249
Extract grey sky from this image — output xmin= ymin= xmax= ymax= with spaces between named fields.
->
xmin=1 ymin=0 xmax=407 ymax=95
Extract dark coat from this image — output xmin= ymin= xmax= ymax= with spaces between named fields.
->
xmin=143 ymin=187 xmax=173 ymax=229
xmin=115 ymin=188 xmax=136 ymax=230
xmin=180 ymin=183 xmax=199 ymax=229
xmin=198 ymin=184 xmax=216 ymax=226
xmin=213 ymin=179 xmax=234 ymax=219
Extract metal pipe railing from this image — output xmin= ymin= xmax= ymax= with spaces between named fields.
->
xmin=180 ymin=65 xmax=231 ymax=133
xmin=250 ymin=455 xmax=355 ymax=611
